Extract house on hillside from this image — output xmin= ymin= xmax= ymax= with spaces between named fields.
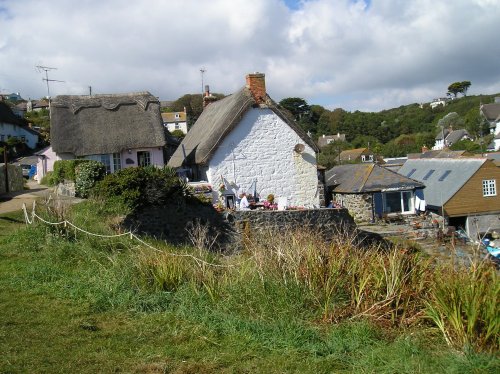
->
xmin=38 ymin=92 xmax=174 ymax=182
xmin=168 ymin=73 xmax=320 ymax=208
xmin=480 ymin=99 xmax=500 ymax=150
xmin=433 ymin=128 xmax=472 ymax=150
xmin=317 ymin=133 xmax=346 ymax=148
xmin=339 ymin=148 xmax=375 ymax=163
xmin=0 ymin=102 xmax=39 ymax=149
xmin=408 ymin=149 xmax=471 ymax=159
xmin=27 ymin=99 xmax=50 ymax=113
xmin=162 ymin=110 xmax=188 ymax=134
xmin=325 ymin=163 xmax=424 ymax=222
xmin=398 ymin=158 xmax=500 ymax=239
xmin=429 ymin=97 xmax=449 ymax=109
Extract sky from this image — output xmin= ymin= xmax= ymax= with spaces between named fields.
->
xmin=1 ymin=0 xmax=499 ymax=112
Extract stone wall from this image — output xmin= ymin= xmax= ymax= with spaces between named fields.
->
xmin=122 ymin=205 xmax=358 ymax=251
xmin=334 ymin=193 xmax=373 ymax=223
xmin=55 ymin=180 xmax=76 ymax=197
xmin=0 ymin=164 xmax=23 ymax=194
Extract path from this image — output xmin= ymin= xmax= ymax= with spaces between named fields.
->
xmin=0 ymin=180 xmax=51 ymax=214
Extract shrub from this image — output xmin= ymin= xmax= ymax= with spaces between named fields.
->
xmin=52 ymin=159 xmax=89 ymax=184
xmin=92 ymin=166 xmax=192 ymax=210
xmin=40 ymin=171 xmax=56 ymax=186
xmin=75 ymin=161 xmax=106 ymax=198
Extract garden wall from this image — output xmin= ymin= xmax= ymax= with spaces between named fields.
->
xmin=0 ymin=164 xmax=23 ymax=194
xmin=122 ymin=205 xmax=359 ymax=251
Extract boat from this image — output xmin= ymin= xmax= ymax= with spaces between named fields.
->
xmin=482 ymin=238 xmax=500 ymax=259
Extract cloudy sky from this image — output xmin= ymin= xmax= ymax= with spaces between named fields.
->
xmin=1 ymin=0 xmax=499 ymax=112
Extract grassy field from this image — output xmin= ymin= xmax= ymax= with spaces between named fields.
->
xmin=0 ymin=202 xmax=498 ymax=373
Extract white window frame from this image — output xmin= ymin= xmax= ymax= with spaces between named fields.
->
xmin=482 ymin=179 xmax=497 ymax=197
xmin=383 ymin=191 xmax=414 ymax=214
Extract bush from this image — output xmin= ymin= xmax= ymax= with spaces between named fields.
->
xmin=92 ymin=166 xmax=192 ymax=210
xmin=40 ymin=171 xmax=56 ymax=186
xmin=52 ymin=159 xmax=89 ymax=184
xmin=75 ymin=161 xmax=106 ymax=198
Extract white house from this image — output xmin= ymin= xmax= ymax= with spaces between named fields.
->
xmin=168 ymin=73 xmax=320 ymax=208
xmin=162 ymin=110 xmax=188 ymax=134
xmin=433 ymin=128 xmax=472 ymax=150
xmin=480 ymin=99 xmax=500 ymax=150
xmin=0 ymin=102 xmax=39 ymax=149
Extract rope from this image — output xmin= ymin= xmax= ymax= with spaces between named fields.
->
xmin=21 ymin=202 xmax=250 ymax=268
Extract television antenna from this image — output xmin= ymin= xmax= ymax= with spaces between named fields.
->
xmin=200 ymin=67 xmax=206 ymax=96
xmin=35 ymin=65 xmax=65 ymax=98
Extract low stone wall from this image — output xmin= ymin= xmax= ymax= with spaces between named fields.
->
xmin=0 ymin=164 xmax=23 ymax=194
xmin=55 ymin=180 xmax=76 ymax=197
xmin=122 ymin=205 xmax=359 ymax=251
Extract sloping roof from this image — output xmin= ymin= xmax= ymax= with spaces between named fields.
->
xmin=339 ymin=148 xmax=371 ymax=162
xmin=446 ymin=129 xmax=470 ymax=144
xmin=168 ymin=87 xmax=318 ymax=167
xmin=398 ymin=158 xmax=486 ymax=207
xmin=325 ymin=163 xmax=424 ymax=193
xmin=481 ymin=103 xmax=500 ymax=121
xmin=161 ymin=112 xmax=186 ymax=123
xmin=408 ymin=149 xmax=469 ymax=159
xmin=435 ymin=128 xmax=450 ymax=140
xmin=51 ymin=92 xmax=166 ymax=157
xmin=0 ymin=102 xmax=26 ymax=126
xmin=317 ymin=134 xmax=346 ymax=147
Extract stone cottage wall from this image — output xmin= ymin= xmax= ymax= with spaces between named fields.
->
xmin=335 ymin=193 xmax=373 ymax=223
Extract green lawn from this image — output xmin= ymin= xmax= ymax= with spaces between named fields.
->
xmin=0 ymin=208 xmax=498 ymax=373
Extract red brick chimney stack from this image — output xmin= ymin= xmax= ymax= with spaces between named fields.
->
xmin=203 ymin=85 xmax=217 ymax=109
xmin=421 ymin=145 xmax=429 ymax=153
xmin=246 ymin=72 xmax=266 ymax=104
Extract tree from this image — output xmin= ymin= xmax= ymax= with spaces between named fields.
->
xmin=278 ymin=97 xmax=310 ymax=121
xmin=437 ymin=112 xmax=464 ymax=130
xmin=447 ymin=81 xmax=471 ymax=98
xmin=317 ymin=140 xmax=350 ymax=169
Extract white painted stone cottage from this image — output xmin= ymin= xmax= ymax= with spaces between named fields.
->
xmin=168 ymin=73 xmax=320 ymax=208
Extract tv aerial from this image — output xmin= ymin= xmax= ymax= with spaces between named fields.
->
xmin=35 ymin=65 xmax=65 ymax=98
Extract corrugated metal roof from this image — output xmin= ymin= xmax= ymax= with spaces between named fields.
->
xmin=398 ymin=158 xmax=486 ymax=207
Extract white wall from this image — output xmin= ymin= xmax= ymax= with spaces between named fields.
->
xmin=207 ymin=108 xmax=319 ymax=208
xmin=166 ymin=121 xmax=188 ymax=134
xmin=0 ymin=122 xmax=39 ymax=149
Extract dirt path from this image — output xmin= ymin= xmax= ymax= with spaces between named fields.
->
xmin=0 ymin=180 xmax=51 ymax=214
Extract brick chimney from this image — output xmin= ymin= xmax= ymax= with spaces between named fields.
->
xmin=246 ymin=72 xmax=266 ymax=104
xmin=421 ymin=145 xmax=429 ymax=153
xmin=203 ymin=85 xmax=217 ymax=109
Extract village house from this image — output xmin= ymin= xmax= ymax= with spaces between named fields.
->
xmin=339 ymin=147 xmax=375 ymax=163
xmin=162 ymin=109 xmax=188 ymax=134
xmin=398 ymin=158 xmax=500 ymax=239
xmin=480 ymin=98 xmax=500 ymax=150
xmin=168 ymin=73 xmax=320 ymax=208
xmin=0 ymin=102 xmax=39 ymax=149
xmin=326 ymin=163 xmax=424 ymax=222
xmin=37 ymin=92 xmax=174 ymax=181
xmin=317 ymin=133 xmax=346 ymax=148
xmin=432 ymin=128 xmax=472 ymax=150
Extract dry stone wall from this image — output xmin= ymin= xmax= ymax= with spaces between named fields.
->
xmin=335 ymin=193 xmax=373 ymax=223
xmin=0 ymin=164 xmax=23 ymax=194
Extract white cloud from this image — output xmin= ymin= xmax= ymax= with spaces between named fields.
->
xmin=0 ymin=0 xmax=499 ymax=111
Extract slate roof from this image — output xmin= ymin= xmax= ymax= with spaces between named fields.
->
xmin=0 ymin=102 xmax=39 ymax=136
xmin=168 ymin=87 xmax=319 ymax=167
xmin=325 ymin=163 xmax=424 ymax=193
xmin=407 ymin=149 xmax=469 ymax=159
xmin=50 ymin=92 xmax=166 ymax=157
xmin=435 ymin=128 xmax=450 ymax=140
xmin=398 ymin=158 xmax=486 ymax=208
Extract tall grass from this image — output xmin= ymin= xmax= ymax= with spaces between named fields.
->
xmin=14 ymin=200 xmax=500 ymax=354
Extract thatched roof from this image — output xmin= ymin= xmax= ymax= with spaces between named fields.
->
xmin=51 ymin=92 xmax=166 ymax=156
xmin=168 ymin=87 xmax=318 ymax=167
xmin=326 ymin=163 xmax=424 ymax=193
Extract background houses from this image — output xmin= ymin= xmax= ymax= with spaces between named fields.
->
xmin=0 ymin=102 xmax=39 ymax=149
xmin=398 ymin=158 xmax=500 ymax=239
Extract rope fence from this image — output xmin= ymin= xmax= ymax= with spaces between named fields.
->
xmin=22 ymin=201 xmax=250 ymax=268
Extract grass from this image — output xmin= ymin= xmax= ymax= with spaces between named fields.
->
xmin=0 ymin=200 xmax=499 ymax=373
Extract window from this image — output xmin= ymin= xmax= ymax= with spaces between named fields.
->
xmin=86 ymin=154 xmax=112 ymax=174
xmin=407 ymin=169 xmax=417 ymax=178
xmin=21 ymin=136 xmax=26 ymax=143
xmin=483 ymin=179 xmax=497 ymax=197
xmin=175 ymin=113 xmax=180 ymax=119
xmin=137 ymin=151 xmax=151 ymax=167
xmin=112 ymin=153 xmax=122 ymax=172
xmin=0 ymin=135 xmax=4 ymax=141
xmin=175 ymin=123 xmax=180 ymax=130
xmin=438 ymin=170 xmax=452 ymax=181
xmin=384 ymin=191 xmax=414 ymax=214
xmin=423 ymin=169 xmax=435 ymax=180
